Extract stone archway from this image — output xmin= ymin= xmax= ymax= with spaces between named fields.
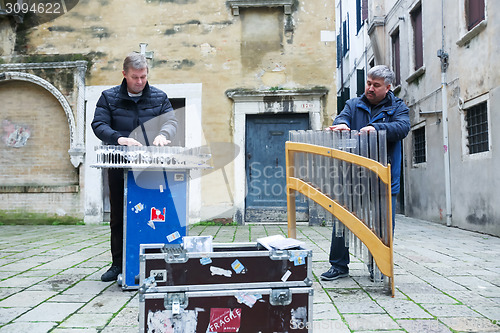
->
xmin=0 ymin=60 xmax=87 ymax=167
xmin=0 ymin=71 xmax=80 ymax=165
xmin=0 ymin=61 xmax=87 ymax=217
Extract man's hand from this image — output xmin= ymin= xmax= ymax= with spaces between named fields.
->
xmin=360 ymin=125 xmax=376 ymax=132
xmin=325 ymin=124 xmax=350 ymax=131
xmin=117 ymin=137 xmax=143 ymax=146
xmin=153 ymin=134 xmax=171 ymax=146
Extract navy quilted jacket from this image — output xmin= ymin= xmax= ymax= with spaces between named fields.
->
xmin=333 ymin=90 xmax=410 ymax=194
xmin=92 ymin=79 xmax=177 ymax=145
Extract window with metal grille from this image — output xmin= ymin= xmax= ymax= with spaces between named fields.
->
xmin=413 ymin=126 xmax=426 ymax=164
xmin=466 ymin=101 xmax=488 ymax=154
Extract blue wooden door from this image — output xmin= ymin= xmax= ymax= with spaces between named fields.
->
xmin=245 ymin=114 xmax=309 ymax=222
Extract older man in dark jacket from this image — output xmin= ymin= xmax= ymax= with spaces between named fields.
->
xmin=321 ymin=65 xmax=410 ymax=281
xmin=92 ymin=53 xmax=177 ymax=282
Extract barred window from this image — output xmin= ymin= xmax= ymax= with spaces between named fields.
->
xmin=413 ymin=126 xmax=426 ymax=164
xmin=466 ymin=101 xmax=488 ymax=154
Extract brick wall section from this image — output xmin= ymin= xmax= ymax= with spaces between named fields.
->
xmin=0 ymin=192 xmax=81 ymax=216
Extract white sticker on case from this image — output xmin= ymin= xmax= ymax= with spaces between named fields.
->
xmin=167 ymin=231 xmax=181 ymax=243
xmin=210 ymin=266 xmax=232 ymax=278
xmin=281 ymin=270 xmax=292 ymax=282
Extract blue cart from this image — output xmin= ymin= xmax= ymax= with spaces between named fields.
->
xmin=92 ymin=145 xmax=211 ymax=290
xmin=121 ymin=169 xmax=188 ymax=289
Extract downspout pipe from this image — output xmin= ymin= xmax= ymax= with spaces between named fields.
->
xmin=441 ymin=69 xmax=452 ymax=226
xmin=438 ymin=0 xmax=452 ymax=226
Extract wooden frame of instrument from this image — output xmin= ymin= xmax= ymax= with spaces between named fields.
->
xmin=285 ymin=141 xmax=394 ymax=297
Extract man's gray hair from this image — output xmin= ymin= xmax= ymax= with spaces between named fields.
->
xmin=123 ymin=53 xmax=148 ymax=72
xmin=367 ymin=65 xmax=395 ymax=86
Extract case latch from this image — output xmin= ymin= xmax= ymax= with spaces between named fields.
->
xmin=162 ymin=244 xmax=188 ymax=263
xmin=164 ymin=293 xmax=188 ymax=315
xmin=270 ymin=288 xmax=292 ymax=306
xmin=269 ymin=249 xmax=291 ymax=260
xmin=138 ymin=276 xmax=157 ymax=294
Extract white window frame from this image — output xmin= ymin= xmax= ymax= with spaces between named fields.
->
xmin=405 ymin=0 xmax=425 ymax=84
xmin=456 ymin=0 xmax=488 ymax=47
xmin=411 ymin=120 xmax=427 ymax=168
xmin=460 ymin=93 xmax=491 ymax=161
xmin=389 ymin=23 xmax=402 ymax=90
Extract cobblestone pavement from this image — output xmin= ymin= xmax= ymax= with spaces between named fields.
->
xmin=0 ymin=215 xmax=499 ymax=332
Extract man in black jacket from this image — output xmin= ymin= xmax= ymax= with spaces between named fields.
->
xmin=92 ymin=53 xmax=177 ymax=282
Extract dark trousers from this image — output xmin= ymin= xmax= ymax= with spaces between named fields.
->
xmin=108 ymin=168 xmax=125 ymax=268
xmin=329 ymin=195 xmax=397 ymax=272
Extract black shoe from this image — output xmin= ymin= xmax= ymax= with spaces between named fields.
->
xmin=320 ymin=266 xmax=348 ymax=281
xmin=101 ymin=265 xmax=122 ymax=282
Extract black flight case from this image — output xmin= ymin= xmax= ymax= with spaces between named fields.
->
xmin=138 ymin=241 xmax=314 ymax=332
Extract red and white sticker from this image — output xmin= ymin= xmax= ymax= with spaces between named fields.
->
xmin=207 ymin=308 xmax=241 ymax=332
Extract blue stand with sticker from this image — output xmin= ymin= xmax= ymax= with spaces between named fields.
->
xmin=122 ymin=169 xmax=188 ymax=290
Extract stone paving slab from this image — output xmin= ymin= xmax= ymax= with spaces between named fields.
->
xmin=59 ymin=313 xmax=113 ymax=330
xmin=0 ymin=217 xmax=499 ymax=332
xmin=15 ymin=302 xmax=83 ymax=322
xmin=0 ymin=322 xmax=57 ymax=332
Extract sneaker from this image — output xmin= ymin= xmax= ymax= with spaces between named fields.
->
xmin=101 ymin=265 xmax=122 ymax=282
xmin=369 ymin=268 xmax=384 ymax=283
xmin=320 ymin=266 xmax=348 ymax=281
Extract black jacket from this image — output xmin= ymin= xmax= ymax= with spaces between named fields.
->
xmin=92 ymin=79 xmax=177 ymax=145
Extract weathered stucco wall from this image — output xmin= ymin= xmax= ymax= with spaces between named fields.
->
xmin=20 ymin=0 xmax=336 ymax=125
xmin=1 ymin=0 xmax=337 ymax=220
xmin=0 ymin=18 xmax=16 ymax=56
xmin=393 ymin=0 xmax=500 ymax=236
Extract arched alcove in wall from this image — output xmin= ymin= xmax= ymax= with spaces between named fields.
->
xmin=0 ymin=71 xmax=77 ymax=151
xmin=0 ymin=76 xmax=79 ymax=187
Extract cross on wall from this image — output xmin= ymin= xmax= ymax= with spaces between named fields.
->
xmin=138 ymin=43 xmax=154 ymax=60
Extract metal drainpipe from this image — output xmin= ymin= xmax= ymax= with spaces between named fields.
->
xmin=441 ymin=70 xmax=452 ymax=226
xmin=438 ymin=0 xmax=452 ymax=226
